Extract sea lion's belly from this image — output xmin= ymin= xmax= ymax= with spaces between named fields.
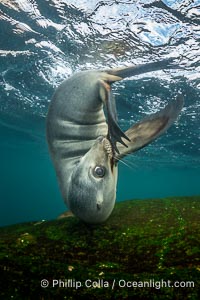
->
xmin=49 ymin=116 xmax=108 ymax=160
xmin=46 ymin=70 xmax=108 ymax=158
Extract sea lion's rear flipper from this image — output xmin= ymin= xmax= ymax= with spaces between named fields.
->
xmin=99 ymin=58 xmax=180 ymax=153
xmin=107 ymin=58 xmax=177 ymax=79
xmin=116 ymin=94 xmax=184 ymax=160
xmin=99 ymin=79 xmax=130 ymax=153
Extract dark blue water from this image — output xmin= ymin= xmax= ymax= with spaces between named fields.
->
xmin=0 ymin=0 xmax=200 ymax=227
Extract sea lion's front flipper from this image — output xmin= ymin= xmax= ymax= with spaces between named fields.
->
xmin=99 ymin=79 xmax=130 ymax=153
xmin=116 ymin=94 xmax=184 ymax=160
xmin=98 ymin=58 xmax=180 ymax=153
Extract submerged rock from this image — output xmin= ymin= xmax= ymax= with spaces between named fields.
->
xmin=0 ymin=196 xmax=199 ymax=299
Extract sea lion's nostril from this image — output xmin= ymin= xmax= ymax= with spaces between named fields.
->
xmin=97 ymin=203 xmax=101 ymax=210
xmin=46 ymin=60 xmax=183 ymax=224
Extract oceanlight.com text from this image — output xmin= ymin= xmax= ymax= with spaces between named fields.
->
xmin=41 ymin=278 xmax=195 ymax=290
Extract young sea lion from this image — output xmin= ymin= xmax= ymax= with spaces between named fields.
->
xmin=46 ymin=60 xmax=183 ymax=223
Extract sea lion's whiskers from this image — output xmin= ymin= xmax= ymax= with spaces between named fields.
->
xmin=46 ymin=60 xmax=183 ymax=224
xmin=117 ymin=157 xmax=132 ymax=169
xmin=114 ymin=155 xmax=135 ymax=170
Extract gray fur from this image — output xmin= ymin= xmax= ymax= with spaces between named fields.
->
xmin=46 ymin=61 xmax=183 ymax=224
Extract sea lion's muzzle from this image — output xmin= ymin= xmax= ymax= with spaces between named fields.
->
xmin=46 ymin=62 xmax=184 ymax=224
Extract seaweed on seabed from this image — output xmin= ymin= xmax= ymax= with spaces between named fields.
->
xmin=0 ymin=196 xmax=199 ymax=299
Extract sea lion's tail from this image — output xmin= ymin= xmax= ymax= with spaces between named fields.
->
xmin=105 ymin=58 xmax=177 ymax=81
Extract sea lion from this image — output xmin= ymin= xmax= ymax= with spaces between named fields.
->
xmin=46 ymin=59 xmax=183 ymax=224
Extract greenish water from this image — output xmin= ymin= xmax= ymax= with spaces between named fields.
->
xmin=118 ymin=165 xmax=200 ymax=201
xmin=1 ymin=121 xmax=199 ymax=227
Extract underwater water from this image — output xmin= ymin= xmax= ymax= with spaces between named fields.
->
xmin=0 ymin=0 xmax=200 ymax=227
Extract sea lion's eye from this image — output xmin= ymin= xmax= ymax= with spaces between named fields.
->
xmin=93 ymin=166 xmax=106 ymax=178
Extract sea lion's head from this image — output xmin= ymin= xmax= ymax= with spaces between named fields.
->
xmin=67 ymin=136 xmax=118 ymax=224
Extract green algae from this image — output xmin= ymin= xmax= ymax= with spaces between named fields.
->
xmin=0 ymin=196 xmax=199 ymax=299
